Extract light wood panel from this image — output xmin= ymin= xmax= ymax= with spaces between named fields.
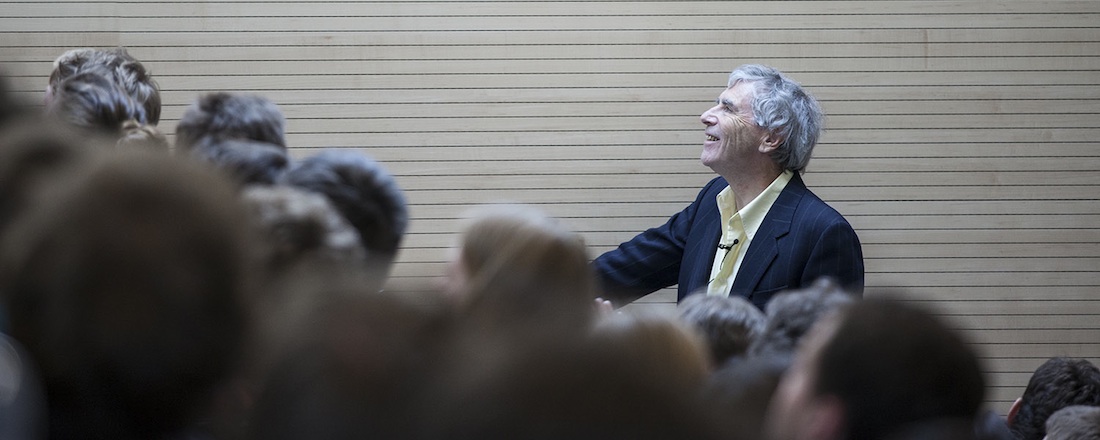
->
xmin=2 ymin=0 xmax=1097 ymax=415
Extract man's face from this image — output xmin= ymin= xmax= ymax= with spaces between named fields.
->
xmin=765 ymin=314 xmax=842 ymax=440
xmin=699 ymin=81 xmax=767 ymax=174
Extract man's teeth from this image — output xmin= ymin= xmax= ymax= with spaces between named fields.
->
xmin=707 ymin=135 xmax=719 ymax=141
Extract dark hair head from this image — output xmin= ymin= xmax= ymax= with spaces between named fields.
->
xmin=421 ymin=334 xmax=728 ymax=440
xmin=0 ymin=151 xmax=254 ymax=439
xmin=47 ymin=48 xmax=160 ymax=125
xmin=1012 ymin=357 xmax=1100 ymax=440
xmin=750 ymin=277 xmax=856 ymax=357
xmin=47 ymin=71 xmax=148 ymax=134
xmin=240 ymin=185 xmax=367 ymax=273
xmin=814 ymin=299 xmax=986 ymax=440
xmin=702 ymin=354 xmax=791 ymax=440
xmin=175 ymin=92 xmax=287 ymax=151
xmin=678 ymin=293 xmax=765 ymax=365
xmin=281 ymin=150 xmax=408 ymax=267
xmin=1045 ymin=405 xmax=1100 ymax=440
xmin=0 ymin=121 xmax=99 ymax=233
xmin=249 ymin=274 xmax=448 ymax=440
xmin=186 ymin=137 xmax=289 ymax=185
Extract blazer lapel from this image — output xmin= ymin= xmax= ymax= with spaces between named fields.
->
xmin=730 ymin=174 xmax=807 ymax=300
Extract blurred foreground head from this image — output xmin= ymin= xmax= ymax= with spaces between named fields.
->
xmin=0 ymin=151 xmax=255 ymax=440
xmin=0 ymin=122 xmax=98 ymax=234
xmin=421 ymin=332 xmax=728 ymax=440
xmin=765 ymin=298 xmax=985 ymax=440
xmin=249 ymin=272 xmax=449 ymax=440
xmin=447 ymin=204 xmax=596 ymax=336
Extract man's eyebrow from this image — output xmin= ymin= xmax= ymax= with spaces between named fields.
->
xmin=720 ymin=99 xmax=737 ymax=109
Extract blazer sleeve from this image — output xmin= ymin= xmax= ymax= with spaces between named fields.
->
xmin=592 ymin=178 xmax=722 ymax=305
xmin=801 ymin=218 xmax=865 ymax=296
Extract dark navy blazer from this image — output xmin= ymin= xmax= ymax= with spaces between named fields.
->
xmin=593 ymin=173 xmax=864 ymax=310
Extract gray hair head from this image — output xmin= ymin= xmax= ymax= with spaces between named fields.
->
xmin=728 ymin=64 xmax=824 ymax=172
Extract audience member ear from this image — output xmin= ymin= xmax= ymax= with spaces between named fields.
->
xmin=1007 ymin=397 xmax=1023 ymax=426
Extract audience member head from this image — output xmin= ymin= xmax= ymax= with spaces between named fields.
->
xmin=1045 ymin=405 xmax=1100 ymax=440
xmin=45 ymin=71 xmax=167 ymax=151
xmin=703 ymin=354 xmax=792 ymax=440
xmin=881 ymin=419 xmax=982 ymax=440
xmin=727 ymin=64 xmax=824 ymax=172
xmin=0 ymin=73 xmax=30 ymax=126
xmin=0 ymin=151 xmax=255 ymax=440
xmin=765 ymin=298 xmax=986 ymax=440
xmin=678 ymin=293 xmax=765 ymax=366
xmin=974 ymin=409 xmax=1014 ymax=440
xmin=590 ymin=312 xmax=711 ymax=393
xmin=175 ymin=92 xmax=287 ymax=152
xmin=281 ymin=150 xmax=408 ymax=271
xmin=0 ymin=121 xmax=97 ymax=234
xmin=421 ymin=333 xmax=727 ymax=440
xmin=750 ymin=277 xmax=857 ymax=357
xmin=249 ymin=273 xmax=448 ymax=440
xmin=240 ymin=185 xmax=366 ymax=274
xmin=186 ymin=137 xmax=289 ymax=185
xmin=1008 ymin=357 xmax=1100 ymax=440
xmin=447 ymin=204 xmax=596 ymax=335
xmin=0 ymin=334 xmax=46 ymax=440
xmin=46 ymin=47 xmax=161 ymax=125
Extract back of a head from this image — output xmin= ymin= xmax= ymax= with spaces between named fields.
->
xmin=175 ymin=92 xmax=287 ymax=152
xmin=881 ymin=419 xmax=982 ymax=440
xmin=1012 ymin=357 xmax=1100 ymax=440
xmin=0 ymin=151 xmax=254 ymax=439
xmin=47 ymin=71 xmax=147 ymax=134
xmin=1045 ymin=405 xmax=1100 ymax=440
xmin=281 ymin=150 xmax=408 ymax=269
xmin=0 ymin=121 xmax=98 ymax=234
xmin=187 ymin=137 xmax=289 ymax=185
xmin=249 ymin=275 xmax=448 ymax=440
xmin=678 ymin=293 xmax=765 ymax=365
xmin=751 ymin=277 xmax=856 ymax=357
xmin=456 ymin=205 xmax=596 ymax=335
xmin=240 ymin=185 xmax=366 ymax=274
xmin=590 ymin=312 xmax=712 ymax=393
xmin=47 ymin=48 xmax=161 ymax=125
xmin=816 ymin=298 xmax=986 ymax=440
xmin=703 ymin=354 xmax=791 ymax=440
xmin=421 ymin=334 xmax=727 ymax=440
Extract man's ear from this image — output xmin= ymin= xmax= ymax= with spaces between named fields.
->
xmin=759 ymin=132 xmax=783 ymax=154
xmin=807 ymin=395 xmax=846 ymax=440
xmin=1007 ymin=397 xmax=1023 ymax=427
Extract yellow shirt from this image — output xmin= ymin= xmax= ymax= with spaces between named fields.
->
xmin=706 ymin=170 xmax=793 ymax=296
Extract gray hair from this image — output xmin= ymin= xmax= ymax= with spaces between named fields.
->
xmin=728 ymin=64 xmax=823 ymax=172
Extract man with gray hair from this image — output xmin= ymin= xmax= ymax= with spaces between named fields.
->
xmin=594 ymin=64 xmax=864 ymax=309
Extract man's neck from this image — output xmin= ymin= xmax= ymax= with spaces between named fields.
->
xmin=719 ymin=165 xmax=784 ymax=210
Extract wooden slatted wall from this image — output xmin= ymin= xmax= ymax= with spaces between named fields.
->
xmin=2 ymin=0 xmax=1098 ymax=413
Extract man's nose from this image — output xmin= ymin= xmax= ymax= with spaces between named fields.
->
xmin=700 ymin=107 xmax=717 ymax=126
